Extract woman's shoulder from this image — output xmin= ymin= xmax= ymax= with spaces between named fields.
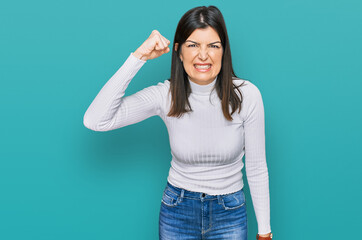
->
xmin=156 ymin=79 xmax=171 ymax=92
xmin=153 ymin=78 xmax=170 ymax=87
xmin=148 ymin=79 xmax=171 ymax=99
xmin=232 ymin=77 xmax=262 ymax=99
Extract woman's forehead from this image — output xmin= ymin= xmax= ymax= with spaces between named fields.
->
xmin=186 ymin=27 xmax=221 ymax=42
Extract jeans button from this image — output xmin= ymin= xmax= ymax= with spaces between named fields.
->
xmin=202 ymin=193 xmax=206 ymax=197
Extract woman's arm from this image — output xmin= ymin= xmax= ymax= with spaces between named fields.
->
xmin=83 ymin=52 xmax=165 ymax=131
xmin=243 ymin=82 xmax=271 ymax=235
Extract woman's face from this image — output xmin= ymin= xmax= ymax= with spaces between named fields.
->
xmin=176 ymin=26 xmax=223 ymax=85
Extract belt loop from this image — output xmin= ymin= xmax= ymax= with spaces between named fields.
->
xmin=217 ymin=195 xmax=223 ymax=204
xmin=178 ymin=189 xmax=184 ymax=203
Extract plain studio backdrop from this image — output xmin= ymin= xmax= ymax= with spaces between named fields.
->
xmin=0 ymin=0 xmax=361 ymax=239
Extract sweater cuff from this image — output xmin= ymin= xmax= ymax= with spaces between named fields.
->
xmin=258 ymin=225 xmax=272 ymax=235
xmin=130 ymin=52 xmax=147 ymax=63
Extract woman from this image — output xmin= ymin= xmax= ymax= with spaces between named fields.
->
xmin=83 ymin=5 xmax=273 ymax=240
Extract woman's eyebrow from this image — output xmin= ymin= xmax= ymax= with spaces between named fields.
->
xmin=185 ymin=40 xmax=221 ymax=45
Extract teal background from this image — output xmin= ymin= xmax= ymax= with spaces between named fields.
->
xmin=1 ymin=0 xmax=361 ymax=239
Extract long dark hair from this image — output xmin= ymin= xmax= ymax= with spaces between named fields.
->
xmin=167 ymin=5 xmax=246 ymax=121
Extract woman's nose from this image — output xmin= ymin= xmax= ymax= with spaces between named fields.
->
xmin=198 ymin=48 xmax=209 ymax=60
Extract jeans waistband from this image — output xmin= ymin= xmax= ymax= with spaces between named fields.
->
xmin=166 ymin=181 xmax=243 ymax=200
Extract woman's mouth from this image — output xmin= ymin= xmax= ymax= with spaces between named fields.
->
xmin=194 ymin=64 xmax=212 ymax=72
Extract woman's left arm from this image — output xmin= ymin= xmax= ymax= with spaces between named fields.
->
xmin=243 ymin=82 xmax=271 ymax=235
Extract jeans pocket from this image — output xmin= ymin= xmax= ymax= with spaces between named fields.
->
xmin=161 ymin=187 xmax=180 ymax=208
xmin=220 ymin=189 xmax=246 ymax=210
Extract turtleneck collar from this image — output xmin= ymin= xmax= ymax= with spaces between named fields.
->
xmin=188 ymin=76 xmax=218 ymax=95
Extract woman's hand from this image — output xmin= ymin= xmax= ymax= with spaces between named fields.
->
xmin=132 ymin=30 xmax=171 ymax=61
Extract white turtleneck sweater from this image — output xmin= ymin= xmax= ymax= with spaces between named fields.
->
xmin=83 ymin=52 xmax=271 ymax=234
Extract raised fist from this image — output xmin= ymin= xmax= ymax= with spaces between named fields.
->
xmin=133 ymin=30 xmax=171 ymax=61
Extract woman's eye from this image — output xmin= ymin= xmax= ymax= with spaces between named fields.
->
xmin=187 ymin=44 xmax=220 ymax=48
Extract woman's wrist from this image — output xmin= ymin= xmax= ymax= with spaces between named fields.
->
xmin=257 ymin=232 xmax=273 ymax=239
xmin=258 ymin=232 xmax=271 ymax=237
xmin=132 ymin=50 xmax=147 ymax=61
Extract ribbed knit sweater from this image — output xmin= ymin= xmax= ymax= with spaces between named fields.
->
xmin=83 ymin=52 xmax=271 ymax=234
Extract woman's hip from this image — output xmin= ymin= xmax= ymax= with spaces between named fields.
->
xmin=158 ymin=181 xmax=248 ymax=240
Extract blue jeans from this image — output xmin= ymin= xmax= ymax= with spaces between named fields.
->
xmin=159 ymin=181 xmax=248 ymax=240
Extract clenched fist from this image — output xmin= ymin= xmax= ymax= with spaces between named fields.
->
xmin=132 ymin=30 xmax=171 ymax=61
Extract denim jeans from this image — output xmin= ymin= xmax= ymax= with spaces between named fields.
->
xmin=159 ymin=181 xmax=248 ymax=240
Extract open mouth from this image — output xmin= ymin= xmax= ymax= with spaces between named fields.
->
xmin=194 ymin=64 xmax=212 ymax=72
xmin=194 ymin=64 xmax=212 ymax=69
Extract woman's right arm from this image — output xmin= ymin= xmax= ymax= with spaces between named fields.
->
xmin=83 ymin=53 xmax=157 ymax=131
xmin=83 ymin=30 xmax=171 ymax=132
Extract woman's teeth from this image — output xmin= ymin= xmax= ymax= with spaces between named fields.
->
xmin=194 ymin=64 xmax=211 ymax=69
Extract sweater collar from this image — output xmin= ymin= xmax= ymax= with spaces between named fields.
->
xmin=188 ymin=76 xmax=218 ymax=95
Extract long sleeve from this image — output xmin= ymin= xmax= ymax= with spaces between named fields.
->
xmin=243 ymin=83 xmax=271 ymax=234
xmin=83 ymin=52 xmax=164 ymax=132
